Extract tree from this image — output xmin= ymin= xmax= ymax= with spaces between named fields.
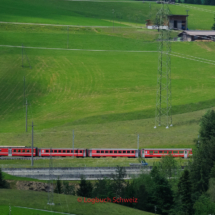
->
xmin=76 ymin=176 xmax=93 ymax=198
xmin=212 ymin=15 xmax=215 ymax=30
xmin=0 ymin=169 xmax=7 ymax=188
xmin=111 ymin=166 xmax=126 ymax=197
xmin=190 ymin=110 xmax=215 ymax=194
xmin=177 ymin=169 xmax=193 ymax=215
xmin=150 ymin=166 xmax=173 ymax=215
xmin=54 ymin=177 xmax=62 ymax=194
xmin=62 ymin=181 xmax=75 ymax=195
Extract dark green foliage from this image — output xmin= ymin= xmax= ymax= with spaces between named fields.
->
xmin=62 ymin=181 xmax=75 ymax=195
xmin=177 ymin=170 xmax=193 ymax=215
xmin=76 ymin=176 xmax=93 ymax=198
xmin=150 ymin=166 xmax=173 ymax=215
xmin=212 ymin=15 xmax=215 ymax=30
xmin=191 ymin=110 xmax=215 ymax=193
xmin=210 ymin=163 xmax=215 ymax=178
xmin=54 ymin=177 xmax=62 ymax=194
xmin=0 ymin=169 xmax=7 ymax=188
xmin=111 ymin=166 xmax=126 ymax=197
xmin=194 ymin=194 xmax=215 ymax=215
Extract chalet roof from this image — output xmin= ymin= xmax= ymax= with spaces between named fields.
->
xmin=178 ymin=30 xmax=215 ymax=37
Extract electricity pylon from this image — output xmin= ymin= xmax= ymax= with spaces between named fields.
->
xmin=154 ymin=1 xmax=172 ymax=129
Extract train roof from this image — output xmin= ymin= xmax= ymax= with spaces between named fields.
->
xmin=142 ymin=148 xmax=192 ymax=150
xmin=40 ymin=148 xmax=87 ymax=150
xmin=0 ymin=146 xmax=28 ymax=148
xmin=89 ymin=148 xmax=138 ymax=150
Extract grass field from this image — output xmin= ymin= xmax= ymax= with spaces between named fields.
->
xmin=0 ymin=189 xmax=154 ymax=215
xmin=1 ymin=1 xmax=215 ymax=149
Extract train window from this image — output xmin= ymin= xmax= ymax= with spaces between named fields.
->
xmin=105 ymin=151 xmax=108 ymax=153
xmin=54 ymin=150 xmax=57 ymax=153
xmin=27 ymin=150 xmax=30 ymax=152
xmin=132 ymin=151 xmax=134 ymax=153
xmin=127 ymin=151 xmax=130 ymax=153
xmin=14 ymin=150 xmax=16 ymax=152
xmin=185 ymin=151 xmax=187 ymax=154
xmin=159 ymin=151 xmax=163 ymax=153
xmin=80 ymin=150 xmax=82 ymax=153
xmin=59 ymin=150 xmax=61 ymax=153
xmin=46 ymin=150 xmax=49 ymax=153
xmin=18 ymin=150 xmax=21 ymax=152
xmin=114 ymin=151 xmax=117 ymax=153
xmin=164 ymin=151 xmax=167 ymax=153
xmin=75 ymin=150 xmax=78 ymax=153
xmin=51 ymin=150 xmax=53 ymax=153
xmin=149 ymin=151 xmax=153 ymax=154
xmin=101 ymin=151 xmax=104 ymax=153
xmin=179 ymin=151 xmax=183 ymax=154
xmin=154 ymin=151 xmax=158 ymax=153
xmin=71 ymin=150 xmax=73 ymax=153
xmin=173 ymin=151 xmax=178 ymax=153
xmin=97 ymin=151 xmax=100 ymax=153
xmin=123 ymin=151 xmax=126 ymax=153
xmin=110 ymin=151 xmax=113 ymax=153
xmin=119 ymin=151 xmax=122 ymax=153
xmin=63 ymin=150 xmax=66 ymax=153
xmin=67 ymin=150 xmax=70 ymax=153
xmin=22 ymin=150 xmax=25 ymax=152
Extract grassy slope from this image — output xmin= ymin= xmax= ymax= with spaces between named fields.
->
xmin=0 ymin=1 xmax=215 ymax=148
xmin=0 ymin=0 xmax=215 ymax=29
xmin=0 ymin=189 xmax=153 ymax=215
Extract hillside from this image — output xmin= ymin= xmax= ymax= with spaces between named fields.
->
xmin=0 ymin=189 xmax=153 ymax=215
xmin=0 ymin=0 xmax=215 ymax=149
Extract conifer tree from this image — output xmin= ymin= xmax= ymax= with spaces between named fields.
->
xmin=77 ymin=176 xmax=93 ymax=197
xmin=54 ymin=177 xmax=62 ymax=194
xmin=0 ymin=168 xmax=7 ymax=188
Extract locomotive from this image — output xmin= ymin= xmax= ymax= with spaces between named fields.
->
xmin=0 ymin=146 xmax=192 ymax=158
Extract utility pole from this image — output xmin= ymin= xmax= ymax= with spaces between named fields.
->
xmin=112 ymin=9 xmax=115 ymax=32
xmin=186 ymin=10 xmax=189 ymax=30
xmin=22 ymin=44 xmax=24 ymax=67
xmin=137 ymin=134 xmax=139 ymax=149
xmin=47 ymin=148 xmax=54 ymax=205
xmin=67 ymin=26 xmax=69 ymax=49
xmin=73 ymin=130 xmax=74 ymax=158
xmin=23 ymin=76 xmax=25 ymax=105
xmin=31 ymin=121 xmax=34 ymax=166
xmin=26 ymin=99 xmax=29 ymax=132
xmin=154 ymin=2 xmax=172 ymax=129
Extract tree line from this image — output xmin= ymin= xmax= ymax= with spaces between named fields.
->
xmin=177 ymin=0 xmax=215 ymax=5
xmin=54 ymin=110 xmax=215 ymax=215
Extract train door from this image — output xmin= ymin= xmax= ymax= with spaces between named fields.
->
xmin=38 ymin=149 xmax=41 ymax=157
xmin=184 ymin=150 xmax=187 ymax=159
xmin=89 ymin=150 xmax=92 ymax=157
xmin=142 ymin=150 xmax=145 ymax=158
xmin=8 ymin=149 xmax=12 ymax=157
xmin=135 ymin=150 xmax=138 ymax=158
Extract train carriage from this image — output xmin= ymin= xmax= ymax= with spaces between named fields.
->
xmin=141 ymin=148 xmax=192 ymax=158
xmin=0 ymin=146 xmax=37 ymax=157
xmin=39 ymin=148 xmax=87 ymax=157
xmin=88 ymin=148 xmax=139 ymax=158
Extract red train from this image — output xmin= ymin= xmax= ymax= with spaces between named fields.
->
xmin=0 ymin=146 xmax=192 ymax=158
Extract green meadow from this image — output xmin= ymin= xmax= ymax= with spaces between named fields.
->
xmin=1 ymin=0 xmax=215 ymax=150
xmin=0 ymin=189 xmax=154 ymax=215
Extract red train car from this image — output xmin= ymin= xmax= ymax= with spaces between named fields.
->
xmin=88 ymin=148 xmax=138 ymax=158
xmin=0 ymin=146 xmax=36 ymax=157
xmin=38 ymin=148 xmax=87 ymax=157
xmin=141 ymin=148 xmax=192 ymax=158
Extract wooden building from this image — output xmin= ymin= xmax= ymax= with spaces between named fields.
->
xmin=168 ymin=15 xmax=188 ymax=30
xmin=178 ymin=31 xmax=215 ymax=41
